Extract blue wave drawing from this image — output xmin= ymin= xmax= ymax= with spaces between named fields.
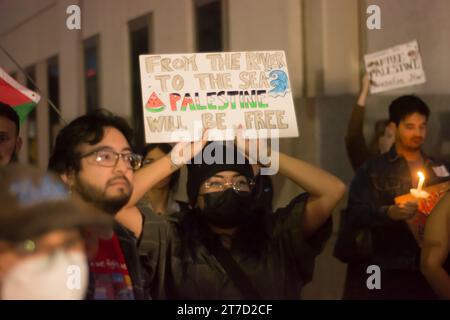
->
xmin=268 ymin=70 xmax=289 ymax=97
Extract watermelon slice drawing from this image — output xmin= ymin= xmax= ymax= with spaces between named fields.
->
xmin=145 ymin=92 xmax=165 ymax=113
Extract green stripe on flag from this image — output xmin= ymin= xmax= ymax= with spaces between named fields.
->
xmin=13 ymin=102 xmax=37 ymax=125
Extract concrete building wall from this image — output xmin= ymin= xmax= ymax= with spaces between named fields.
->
xmin=228 ymin=0 xmax=304 ymax=96
xmin=364 ymin=0 xmax=450 ymax=95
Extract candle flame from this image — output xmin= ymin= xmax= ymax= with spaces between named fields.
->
xmin=417 ymin=171 xmax=426 ymax=192
xmin=417 ymin=171 xmax=424 ymax=180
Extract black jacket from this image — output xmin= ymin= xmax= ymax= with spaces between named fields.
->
xmin=139 ymin=193 xmax=332 ymax=299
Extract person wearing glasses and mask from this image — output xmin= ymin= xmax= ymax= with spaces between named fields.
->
xmin=48 ymin=110 xmax=206 ymax=300
xmin=135 ymin=140 xmax=346 ymax=299
xmin=0 ymin=165 xmax=111 ymax=300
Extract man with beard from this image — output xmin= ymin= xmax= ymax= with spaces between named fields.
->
xmin=134 ymin=140 xmax=346 ymax=299
xmin=48 ymin=110 xmax=204 ymax=299
xmin=340 ymin=95 xmax=450 ymax=299
xmin=0 ymin=103 xmax=22 ymax=166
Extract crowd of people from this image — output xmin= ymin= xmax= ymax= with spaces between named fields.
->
xmin=0 ymin=73 xmax=449 ymax=300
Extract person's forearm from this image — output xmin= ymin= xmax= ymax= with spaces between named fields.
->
xmin=420 ymin=192 xmax=450 ymax=299
xmin=357 ymin=74 xmax=370 ymax=106
xmin=357 ymin=92 xmax=368 ymax=107
xmin=276 ymin=151 xmax=346 ymax=236
xmin=422 ymin=266 xmax=450 ymax=299
xmin=125 ymin=155 xmax=179 ymax=208
xmin=345 ymin=104 xmax=371 ymax=171
xmin=346 ymin=104 xmax=365 ymax=140
xmin=276 ymin=151 xmax=345 ymax=200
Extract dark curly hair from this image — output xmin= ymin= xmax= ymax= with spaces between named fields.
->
xmin=48 ymin=109 xmax=134 ymax=174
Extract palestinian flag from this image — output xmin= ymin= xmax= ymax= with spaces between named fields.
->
xmin=0 ymin=66 xmax=40 ymax=124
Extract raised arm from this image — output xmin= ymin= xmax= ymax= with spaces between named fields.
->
xmin=125 ymin=154 xmax=179 ymax=208
xmin=345 ymin=73 xmax=371 ymax=171
xmin=125 ymin=132 xmax=208 ymax=208
xmin=275 ymin=151 xmax=346 ymax=238
xmin=116 ymin=133 xmax=208 ymax=238
xmin=235 ymin=128 xmax=346 ymax=238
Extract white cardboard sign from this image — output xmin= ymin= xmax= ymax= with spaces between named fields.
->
xmin=364 ymin=40 xmax=426 ymax=94
xmin=139 ymin=51 xmax=299 ymax=142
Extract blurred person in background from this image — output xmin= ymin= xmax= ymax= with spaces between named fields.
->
xmin=0 ymin=164 xmax=111 ymax=300
xmin=0 ymin=102 xmax=22 ymax=166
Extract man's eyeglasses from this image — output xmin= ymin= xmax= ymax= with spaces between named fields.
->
xmin=202 ymin=176 xmax=255 ymax=193
xmin=79 ymin=149 xmax=142 ymax=170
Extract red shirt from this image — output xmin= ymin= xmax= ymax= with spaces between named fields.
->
xmin=89 ymin=233 xmax=135 ymax=300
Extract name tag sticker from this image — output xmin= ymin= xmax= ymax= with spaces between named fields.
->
xmin=432 ymin=165 xmax=450 ymax=177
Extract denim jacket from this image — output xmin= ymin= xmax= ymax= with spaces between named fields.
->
xmin=345 ymin=146 xmax=449 ymax=270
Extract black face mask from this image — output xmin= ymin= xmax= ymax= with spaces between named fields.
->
xmin=198 ymin=188 xmax=252 ymax=229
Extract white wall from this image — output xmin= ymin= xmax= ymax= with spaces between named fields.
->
xmin=364 ymin=0 xmax=450 ymax=95
xmin=228 ymin=0 xmax=304 ymax=96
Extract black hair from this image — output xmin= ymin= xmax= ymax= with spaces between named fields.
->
xmin=0 ymin=102 xmax=20 ymax=135
xmin=388 ymin=95 xmax=430 ymax=126
xmin=48 ymin=109 xmax=134 ymax=174
xmin=141 ymin=143 xmax=180 ymax=190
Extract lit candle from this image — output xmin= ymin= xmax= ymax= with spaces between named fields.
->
xmin=410 ymin=171 xmax=429 ymax=199
xmin=417 ymin=171 xmax=425 ymax=192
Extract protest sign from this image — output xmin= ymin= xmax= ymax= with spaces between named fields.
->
xmin=139 ymin=51 xmax=299 ymax=142
xmin=364 ymin=40 xmax=426 ymax=93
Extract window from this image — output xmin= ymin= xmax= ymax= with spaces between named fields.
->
xmin=25 ymin=66 xmax=38 ymax=165
xmin=195 ymin=0 xmax=226 ymax=52
xmin=129 ymin=14 xmax=152 ymax=151
xmin=84 ymin=35 xmax=100 ymax=112
xmin=47 ymin=56 xmax=61 ymax=154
